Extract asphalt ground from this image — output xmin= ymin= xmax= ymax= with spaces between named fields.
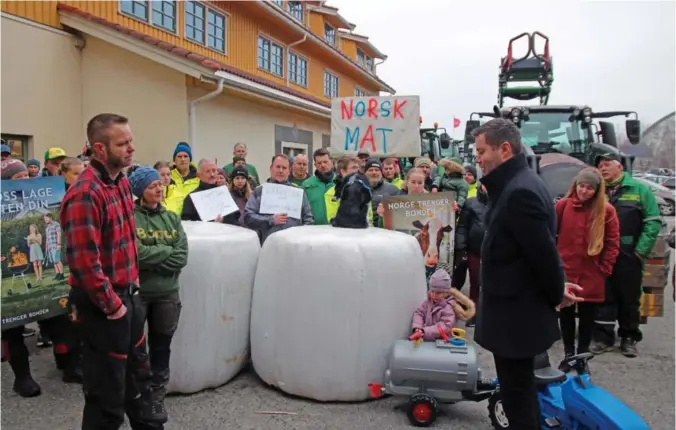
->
xmin=3 ymin=223 xmax=674 ymax=430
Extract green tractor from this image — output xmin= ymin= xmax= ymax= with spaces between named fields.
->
xmin=463 ymin=31 xmax=642 ymax=201
xmin=399 ymin=120 xmax=457 ymax=174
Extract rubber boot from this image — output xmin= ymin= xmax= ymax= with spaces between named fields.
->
xmin=7 ymin=351 xmax=41 ymax=398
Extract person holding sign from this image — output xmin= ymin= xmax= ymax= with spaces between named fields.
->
xmin=244 ymin=154 xmax=314 ymax=244
xmin=181 ymin=159 xmax=226 ymax=222
xmin=129 ymin=167 xmax=188 ymax=414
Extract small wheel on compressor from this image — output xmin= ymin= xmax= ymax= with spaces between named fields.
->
xmin=488 ymin=390 xmax=510 ymax=429
xmin=406 ymin=393 xmax=439 ymax=427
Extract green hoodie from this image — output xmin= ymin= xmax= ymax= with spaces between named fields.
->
xmin=135 ymin=202 xmax=188 ymax=299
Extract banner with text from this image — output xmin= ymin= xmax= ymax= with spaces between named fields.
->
xmin=330 ymin=96 xmax=421 ymax=157
xmin=382 ymin=192 xmax=456 ymax=274
xmin=1 ymin=177 xmax=70 ymax=330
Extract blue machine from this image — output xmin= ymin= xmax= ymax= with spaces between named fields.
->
xmin=488 ymin=353 xmax=650 ymax=430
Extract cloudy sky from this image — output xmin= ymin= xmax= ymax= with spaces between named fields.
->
xmin=330 ymin=0 xmax=675 ymax=136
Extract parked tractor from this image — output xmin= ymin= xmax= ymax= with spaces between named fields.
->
xmin=463 ymin=31 xmax=642 ymax=201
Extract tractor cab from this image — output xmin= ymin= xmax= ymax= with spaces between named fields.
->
xmin=464 ymin=106 xmax=642 ymax=174
xmin=399 ymin=118 xmax=453 ymax=173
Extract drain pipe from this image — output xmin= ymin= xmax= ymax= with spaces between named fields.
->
xmin=188 ymin=77 xmax=225 ymax=157
xmin=286 ymin=34 xmax=307 ymax=87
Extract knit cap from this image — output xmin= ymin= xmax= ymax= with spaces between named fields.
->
xmin=173 ymin=142 xmax=192 ymax=161
xmin=575 ymin=169 xmax=601 ymax=191
xmin=364 ymin=158 xmax=382 ymax=172
xmin=414 ymin=157 xmax=432 ymax=168
xmin=429 ymin=269 xmax=452 ymax=293
xmin=0 ymin=144 xmax=11 ymax=155
xmin=27 ymin=159 xmax=41 ymax=168
xmin=464 ymin=165 xmax=477 ymax=179
xmin=1 ymin=159 xmax=28 ymax=180
xmin=230 ymin=165 xmax=249 ymax=180
xmin=128 ymin=166 xmax=161 ymax=198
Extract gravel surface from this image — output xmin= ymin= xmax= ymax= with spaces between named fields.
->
xmin=3 ymin=228 xmax=674 ymax=430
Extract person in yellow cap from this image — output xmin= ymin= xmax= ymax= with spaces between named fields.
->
xmin=43 ymin=147 xmax=67 ymax=177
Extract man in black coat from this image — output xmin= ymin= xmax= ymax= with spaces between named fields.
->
xmin=472 ymin=118 xmax=581 ymax=429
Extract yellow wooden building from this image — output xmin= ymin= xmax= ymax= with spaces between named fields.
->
xmin=1 ymin=0 xmax=394 ymax=170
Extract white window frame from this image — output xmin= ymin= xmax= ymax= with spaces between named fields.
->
xmin=324 ymin=23 xmax=336 ymax=46
xmin=288 ymin=51 xmax=308 ymax=88
xmin=119 ymin=1 xmax=177 ymax=35
xmin=258 ymin=34 xmax=285 ymax=77
xmin=183 ymin=1 xmax=228 ymax=54
xmin=272 ymin=0 xmax=284 ymax=6
xmin=356 ymin=48 xmax=366 ymax=67
xmin=281 ymin=141 xmax=309 ymax=159
xmin=286 ymin=1 xmax=304 ymax=21
xmin=355 ymin=87 xmax=366 ymax=97
xmin=324 ymin=70 xmax=339 ymax=98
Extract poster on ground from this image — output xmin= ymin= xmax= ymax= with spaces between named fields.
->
xmin=1 ymin=176 xmax=70 ymax=330
xmin=382 ymin=192 xmax=456 ymax=276
xmin=330 ymin=96 xmax=421 ymax=157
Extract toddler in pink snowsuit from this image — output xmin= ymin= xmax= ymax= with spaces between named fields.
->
xmin=411 ymin=269 xmax=457 ymax=341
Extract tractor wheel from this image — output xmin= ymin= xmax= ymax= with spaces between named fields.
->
xmin=406 ymin=393 xmax=438 ymax=427
xmin=488 ymin=390 xmax=510 ymax=429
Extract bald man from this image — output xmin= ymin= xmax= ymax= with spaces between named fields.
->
xmin=289 ymin=154 xmax=310 ymax=186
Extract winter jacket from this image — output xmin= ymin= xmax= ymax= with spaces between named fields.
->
xmin=224 ymin=162 xmax=261 ymax=185
xmin=467 ymin=181 xmax=478 ymax=199
xmin=455 ymin=193 xmax=488 ymax=256
xmin=162 ymin=181 xmax=185 ymax=216
xmin=302 ymin=171 xmax=335 ymax=225
xmin=180 ymin=181 xmax=223 ymax=221
xmin=223 ymin=187 xmax=248 ymax=227
xmin=244 ymin=180 xmax=315 ymax=243
xmin=605 ymin=172 xmax=662 ymax=260
xmin=411 ymin=297 xmax=457 ymax=341
xmin=289 ymin=173 xmax=310 ymax=187
xmin=135 ymin=202 xmax=188 ymax=299
xmin=170 ymin=165 xmax=200 ymax=215
xmin=385 ymin=176 xmax=404 ymax=189
xmin=476 ymin=153 xmax=565 ymax=359
xmin=325 ymin=184 xmax=374 ymax=227
xmin=432 ymin=159 xmax=469 ymax=207
xmin=369 ymin=179 xmax=400 ymax=216
xmin=555 ymin=196 xmax=620 ymax=302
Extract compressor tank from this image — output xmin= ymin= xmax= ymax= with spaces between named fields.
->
xmin=384 ymin=339 xmax=480 ymax=399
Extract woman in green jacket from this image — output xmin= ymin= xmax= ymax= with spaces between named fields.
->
xmin=128 ymin=167 xmax=189 ymax=406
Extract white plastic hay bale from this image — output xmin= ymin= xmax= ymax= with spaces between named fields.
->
xmin=167 ymin=222 xmax=260 ymax=394
xmin=250 ymin=225 xmax=427 ymax=401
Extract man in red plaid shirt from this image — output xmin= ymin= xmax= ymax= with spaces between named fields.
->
xmin=61 ymin=113 xmax=166 ymax=430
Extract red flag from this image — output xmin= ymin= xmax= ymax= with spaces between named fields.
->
xmin=453 ymin=117 xmax=461 ymax=129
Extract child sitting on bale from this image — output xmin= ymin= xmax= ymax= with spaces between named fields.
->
xmin=411 ymin=269 xmax=475 ymax=341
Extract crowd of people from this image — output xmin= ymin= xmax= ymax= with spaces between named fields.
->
xmin=0 ymin=113 xmax=669 ymax=430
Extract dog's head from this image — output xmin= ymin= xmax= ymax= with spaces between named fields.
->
xmin=332 ymin=172 xmax=373 ymax=229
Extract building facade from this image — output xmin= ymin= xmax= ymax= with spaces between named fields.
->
xmin=1 ymin=0 xmax=393 ymax=171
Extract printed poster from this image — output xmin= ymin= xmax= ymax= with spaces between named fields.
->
xmin=330 ymin=96 xmax=421 ymax=157
xmin=1 ymin=176 xmax=70 ymax=330
xmin=382 ymin=192 xmax=456 ymax=274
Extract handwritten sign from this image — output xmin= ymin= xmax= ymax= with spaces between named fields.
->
xmin=329 ymin=96 xmax=421 ymax=157
xmin=190 ymin=186 xmax=239 ymax=222
xmin=259 ymin=183 xmax=304 ymax=220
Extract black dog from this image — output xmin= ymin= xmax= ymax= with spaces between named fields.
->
xmin=332 ymin=172 xmax=372 ymax=229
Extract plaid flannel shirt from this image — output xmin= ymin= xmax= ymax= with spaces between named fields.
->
xmin=60 ymin=159 xmax=139 ymax=315
xmin=45 ymin=222 xmax=60 ymax=252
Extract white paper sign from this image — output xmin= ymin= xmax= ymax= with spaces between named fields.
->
xmin=259 ymin=183 xmax=304 ymax=220
xmin=190 ymin=186 xmax=239 ymax=222
xmin=329 ymin=95 xmax=421 ymax=157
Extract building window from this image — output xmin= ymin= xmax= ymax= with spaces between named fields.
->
xmin=357 ymin=48 xmax=366 ymax=67
xmin=287 ymin=1 xmax=303 ymax=21
xmin=324 ymin=23 xmax=335 ymax=46
xmin=1 ymin=134 xmax=28 ymax=163
xmin=355 ymin=87 xmax=366 ymax=97
xmin=273 ymin=0 xmax=284 ymax=6
xmin=207 ymin=10 xmax=226 ymax=53
xmin=366 ymin=57 xmax=374 ymax=72
xmin=120 ymin=1 xmax=149 ymax=21
xmin=151 ymin=1 xmax=176 ymax=32
xmin=258 ymin=36 xmax=284 ymax=77
xmin=185 ymin=1 xmax=205 ymax=44
xmin=324 ymin=71 xmax=339 ymax=97
xmin=288 ymin=52 xmax=308 ymax=87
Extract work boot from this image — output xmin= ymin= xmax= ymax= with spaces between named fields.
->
xmin=8 ymin=357 xmax=41 ymax=398
xmin=620 ymin=338 xmax=638 ymax=358
xmin=589 ymin=341 xmax=613 ymax=355
xmin=134 ymin=395 xmax=168 ymax=424
xmin=62 ymin=365 xmax=83 ymax=384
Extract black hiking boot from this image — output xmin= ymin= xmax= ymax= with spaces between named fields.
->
xmin=558 ymin=351 xmax=575 ymax=373
xmin=134 ymin=395 xmax=168 ymax=424
xmin=589 ymin=340 xmax=614 ymax=355
xmin=13 ymin=374 xmax=41 ymax=398
xmin=620 ymin=338 xmax=638 ymax=358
